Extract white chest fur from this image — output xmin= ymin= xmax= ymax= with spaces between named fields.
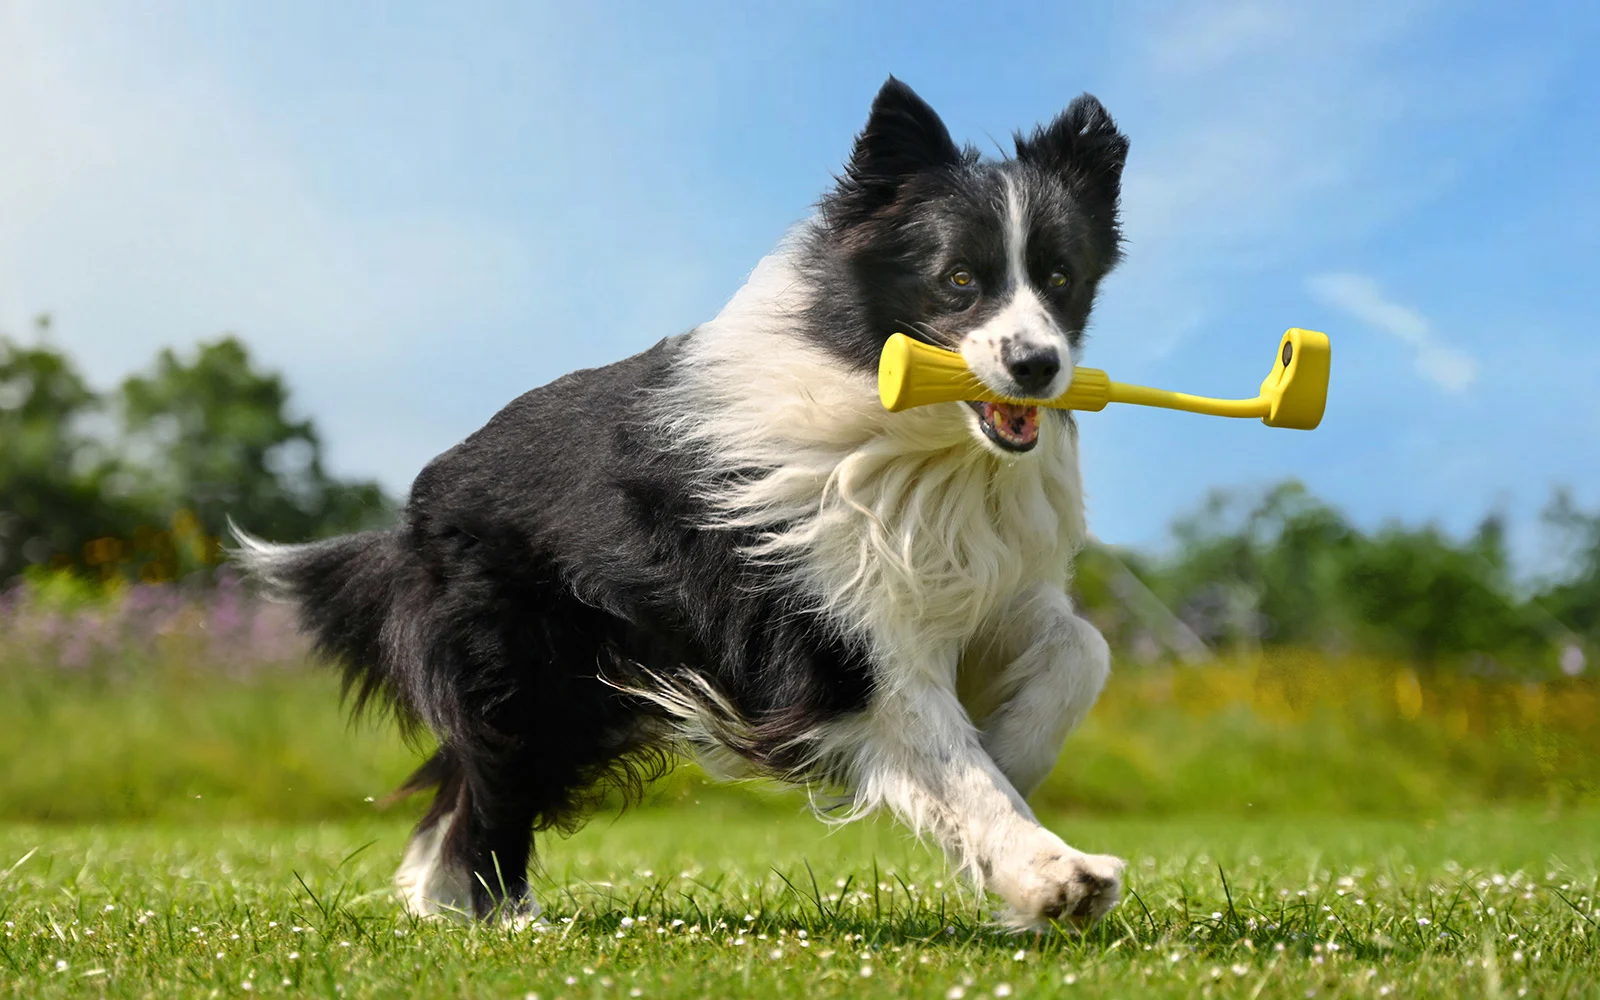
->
xmin=656 ymin=252 xmax=1088 ymax=663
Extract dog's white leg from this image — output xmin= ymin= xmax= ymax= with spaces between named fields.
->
xmin=393 ymin=812 xmax=479 ymax=922
xmin=976 ymin=584 xmax=1112 ymax=798
xmin=842 ymin=642 xmax=1122 ymax=930
xmin=394 ymin=814 xmax=545 ymax=927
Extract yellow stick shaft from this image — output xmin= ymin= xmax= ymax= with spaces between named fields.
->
xmin=1107 ymin=382 xmax=1270 ymax=419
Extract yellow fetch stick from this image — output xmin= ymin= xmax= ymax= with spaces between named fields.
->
xmin=877 ymin=327 xmax=1330 ymax=430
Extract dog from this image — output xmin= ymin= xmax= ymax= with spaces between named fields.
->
xmin=235 ymin=76 xmax=1130 ymax=931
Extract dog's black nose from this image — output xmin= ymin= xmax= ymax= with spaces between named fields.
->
xmin=1003 ymin=345 xmax=1061 ymax=395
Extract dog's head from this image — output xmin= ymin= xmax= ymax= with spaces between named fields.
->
xmin=815 ymin=77 xmax=1129 ymax=456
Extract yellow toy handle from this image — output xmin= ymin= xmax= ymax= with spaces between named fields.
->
xmin=877 ymin=328 xmax=1330 ymax=430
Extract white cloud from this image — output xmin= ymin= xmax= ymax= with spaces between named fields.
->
xmin=1306 ymin=272 xmax=1478 ymax=392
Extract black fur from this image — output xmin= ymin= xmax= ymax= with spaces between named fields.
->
xmin=236 ymin=77 xmax=1129 ymax=919
xmin=805 ymin=79 xmax=1129 ymax=372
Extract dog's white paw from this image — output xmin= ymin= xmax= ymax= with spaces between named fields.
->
xmin=503 ymin=902 xmax=548 ymax=932
xmin=993 ymin=842 xmax=1125 ymax=931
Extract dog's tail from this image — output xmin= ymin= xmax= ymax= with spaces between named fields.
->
xmin=230 ymin=522 xmax=427 ymax=729
xmin=378 ymin=746 xmax=460 ymax=809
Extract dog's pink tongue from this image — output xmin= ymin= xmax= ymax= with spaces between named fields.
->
xmin=991 ymin=402 xmax=1040 ymax=442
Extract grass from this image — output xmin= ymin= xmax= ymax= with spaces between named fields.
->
xmin=4 ymin=653 xmax=1596 ymax=822
xmin=2 ymin=806 xmax=1597 ymax=998
xmin=4 ymin=597 xmax=1597 ymax=996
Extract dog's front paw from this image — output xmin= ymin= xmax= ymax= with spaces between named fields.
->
xmin=995 ymin=845 xmax=1125 ymax=932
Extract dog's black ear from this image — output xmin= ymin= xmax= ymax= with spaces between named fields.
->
xmin=1014 ymin=94 xmax=1129 ymax=213
xmin=828 ymin=77 xmax=962 ymax=227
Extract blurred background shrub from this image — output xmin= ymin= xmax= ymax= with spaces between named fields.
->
xmin=1 ymin=317 xmax=393 ymax=587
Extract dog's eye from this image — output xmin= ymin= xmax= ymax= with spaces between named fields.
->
xmin=948 ymin=269 xmax=976 ymax=289
xmin=1048 ymin=269 xmax=1071 ymax=290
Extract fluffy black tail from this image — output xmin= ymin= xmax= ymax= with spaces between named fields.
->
xmin=231 ymin=525 xmax=427 ymax=731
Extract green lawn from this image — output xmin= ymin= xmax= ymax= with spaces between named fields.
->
xmin=2 ymin=654 xmax=1595 ymax=995
xmin=3 ymin=805 xmax=1596 ymax=999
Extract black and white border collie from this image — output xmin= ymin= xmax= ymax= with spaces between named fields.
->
xmin=236 ymin=77 xmax=1130 ymax=931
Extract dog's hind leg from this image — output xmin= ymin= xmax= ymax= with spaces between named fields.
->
xmin=972 ymin=584 xmax=1111 ymax=798
xmin=393 ymin=747 xmax=544 ymax=925
xmin=394 ymin=752 xmax=476 ymax=920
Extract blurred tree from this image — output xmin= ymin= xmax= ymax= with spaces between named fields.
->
xmin=1537 ymin=489 xmax=1600 ymax=643
xmin=0 ymin=320 xmax=142 ymax=582
xmin=1094 ymin=481 xmax=1554 ymax=671
xmin=1337 ymin=516 xmax=1540 ymax=666
xmin=1 ymin=324 xmax=393 ymax=586
xmin=1147 ymin=482 xmax=1359 ymax=652
xmin=117 ymin=337 xmax=392 ymax=553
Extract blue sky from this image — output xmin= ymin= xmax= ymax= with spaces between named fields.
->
xmin=2 ymin=0 xmax=1596 ymax=573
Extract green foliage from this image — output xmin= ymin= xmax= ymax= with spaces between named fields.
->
xmin=0 ymin=321 xmax=393 ymax=584
xmin=0 ymin=322 xmax=147 ymax=583
xmin=0 ymin=811 xmax=1595 ymax=998
xmin=120 ymin=338 xmax=389 ymax=546
xmin=15 ymin=565 xmax=107 ymax=611
xmin=1339 ymin=520 xmax=1534 ymax=664
xmin=1081 ymin=481 xmax=1592 ymax=674
xmin=1541 ymin=489 xmax=1600 ymax=645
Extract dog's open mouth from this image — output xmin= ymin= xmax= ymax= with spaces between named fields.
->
xmin=969 ymin=401 xmax=1040 ymax=452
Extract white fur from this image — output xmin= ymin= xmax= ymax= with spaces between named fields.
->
xmin=392 ymin=813 xmax=545 ymax=927
xmin=601 ymin=668 xmax=782 ymax=782
xmin=393 ymin=812 xmax=477 ymax=920
xmin=226 ymin=522 xmax=301 ymax=597
xmin=843 ymin=670 xmax=1123 ymax=929
xmin=958 ymin=177 xmax=1075 ymax=401
xmin=1004 ymin=174 xmax=1030 ymax=284
xmin=964 ymin=584 xmax=1113 ymax=797
xmin=660 ymin=244 xmax=1085 ymax=648
xmin=655 ymin=232 xmax=1121 ymax=928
